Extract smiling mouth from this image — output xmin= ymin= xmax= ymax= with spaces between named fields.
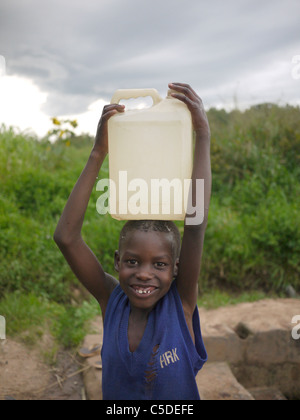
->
xmin=130 ymin=285 xmax=158 ymax=297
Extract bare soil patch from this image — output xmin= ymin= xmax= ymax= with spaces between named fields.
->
xmin=0 ymin=338 xmax=85 ymax=400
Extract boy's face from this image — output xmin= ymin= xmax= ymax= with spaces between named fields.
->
xmin=115 ymin=230 xmax=179 ymax=312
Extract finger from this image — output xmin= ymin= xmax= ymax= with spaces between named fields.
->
xmin=170 ymin=83 xmax=198 ymax=100
xmin=103 ymin=104 xmax=125 ymax=113
xmin=170 ymin=92 xmax=194 ymax=107
xmin=102 ymin=104 xmax=125 ymax=118
xmin=170 ymin=82 xmax=191 ymax=88
xmin=101 ymin=109 xmax=121 ymax=121
xmin=169 ymin=83 xmax=199 ymax=100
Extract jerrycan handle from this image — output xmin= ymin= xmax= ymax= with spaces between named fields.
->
xmin=110 ymin=89 xmax=162 ymax=106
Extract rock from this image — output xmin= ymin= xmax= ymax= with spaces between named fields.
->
xmin=248 ymin=387 xmax=287 ymax=401
xmin=199 ymin=298 xmax=300 ymax=336
xmin=199 ymin=298 xmax=300 ymax=399
xmin=232 ymin=362 xmax=300 ymax=400
xmin=285 ymin=285 xmax=297 ymax=298
xmin=80 ymin=334 xmax=103 ymax=401
xmin=83 ymin=356 xmax=102 ymax=401
xmin=196 ymin=362 xmax=254 ymax=400
xmin=201 ymin=323 xmax=245 ymax=364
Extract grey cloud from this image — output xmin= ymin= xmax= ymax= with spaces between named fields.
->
xmin=0 ymin=0 xmax=299 ymax=115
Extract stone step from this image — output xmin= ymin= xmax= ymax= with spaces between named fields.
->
xmin=196 ymin=362 xmax=254 ymax=400
xmin=199 ymin=298 xmax=300 ymax=399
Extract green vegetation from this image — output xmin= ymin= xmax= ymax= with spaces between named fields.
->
xmin=0 ymin=291 xmax=99 ymax=350
xmin=206 ymin=104 xmax=300 ymax=292
xmin=0 ymin=103 xmax=299 ymax=348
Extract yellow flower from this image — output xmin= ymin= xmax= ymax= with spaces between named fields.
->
xmin=59 ymin=130 xmax=66 ymax=138
xmin=70 ymin=120 xmax=78 ymax=128
xmin=52 ymin=117 xmax=61 ymax=126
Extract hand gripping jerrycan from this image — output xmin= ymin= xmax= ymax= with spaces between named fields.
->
xmin=107 ymin=88 xmax=193 ymax=221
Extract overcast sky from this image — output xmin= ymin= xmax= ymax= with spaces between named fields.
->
xmin=0 ymin=0 xmax=299 ymax=136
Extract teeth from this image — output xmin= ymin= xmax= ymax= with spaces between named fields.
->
xmin=134 ymin=287 xmax=154 ymax=295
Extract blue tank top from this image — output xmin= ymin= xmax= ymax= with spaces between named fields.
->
xmin=101 ymin=281 xmax=207 ymax=400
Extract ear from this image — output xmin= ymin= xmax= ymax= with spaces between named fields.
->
xmin=114 ymin=251 xmax=120 ymax=272
xmin=173 ymin=258 xmax=179 ymax=278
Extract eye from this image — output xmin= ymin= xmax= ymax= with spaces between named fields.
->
xmin=126 ymin=259 xmax=138 ymax=266
xmin=154 ymin=262 xmax=167 ymax=269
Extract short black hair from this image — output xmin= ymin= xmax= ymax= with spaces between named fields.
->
xmin=119 ymin=220 xmax=181 ymax=261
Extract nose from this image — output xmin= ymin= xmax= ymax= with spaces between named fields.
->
xmin=136 ymin=265 xmax=154 ymax=282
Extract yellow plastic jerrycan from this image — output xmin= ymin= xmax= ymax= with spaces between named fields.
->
xmin=108 ymin=88 xmax=193 ymax=221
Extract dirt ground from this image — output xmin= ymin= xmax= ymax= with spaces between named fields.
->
xmin=0 ymin=337 xmax=85 ymax=401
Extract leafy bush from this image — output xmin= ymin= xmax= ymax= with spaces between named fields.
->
xmin=202 ymin=104 xmax=300 ymax=291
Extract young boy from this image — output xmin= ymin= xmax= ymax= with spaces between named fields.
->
xmin=54 ymin=83 xmax=212 ymax=400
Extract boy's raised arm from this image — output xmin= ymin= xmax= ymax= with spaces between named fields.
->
xmin=54 ymin=104 xmax=124 ymax=317
xmin=169 ymin=83 xmax=212 ymax=317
